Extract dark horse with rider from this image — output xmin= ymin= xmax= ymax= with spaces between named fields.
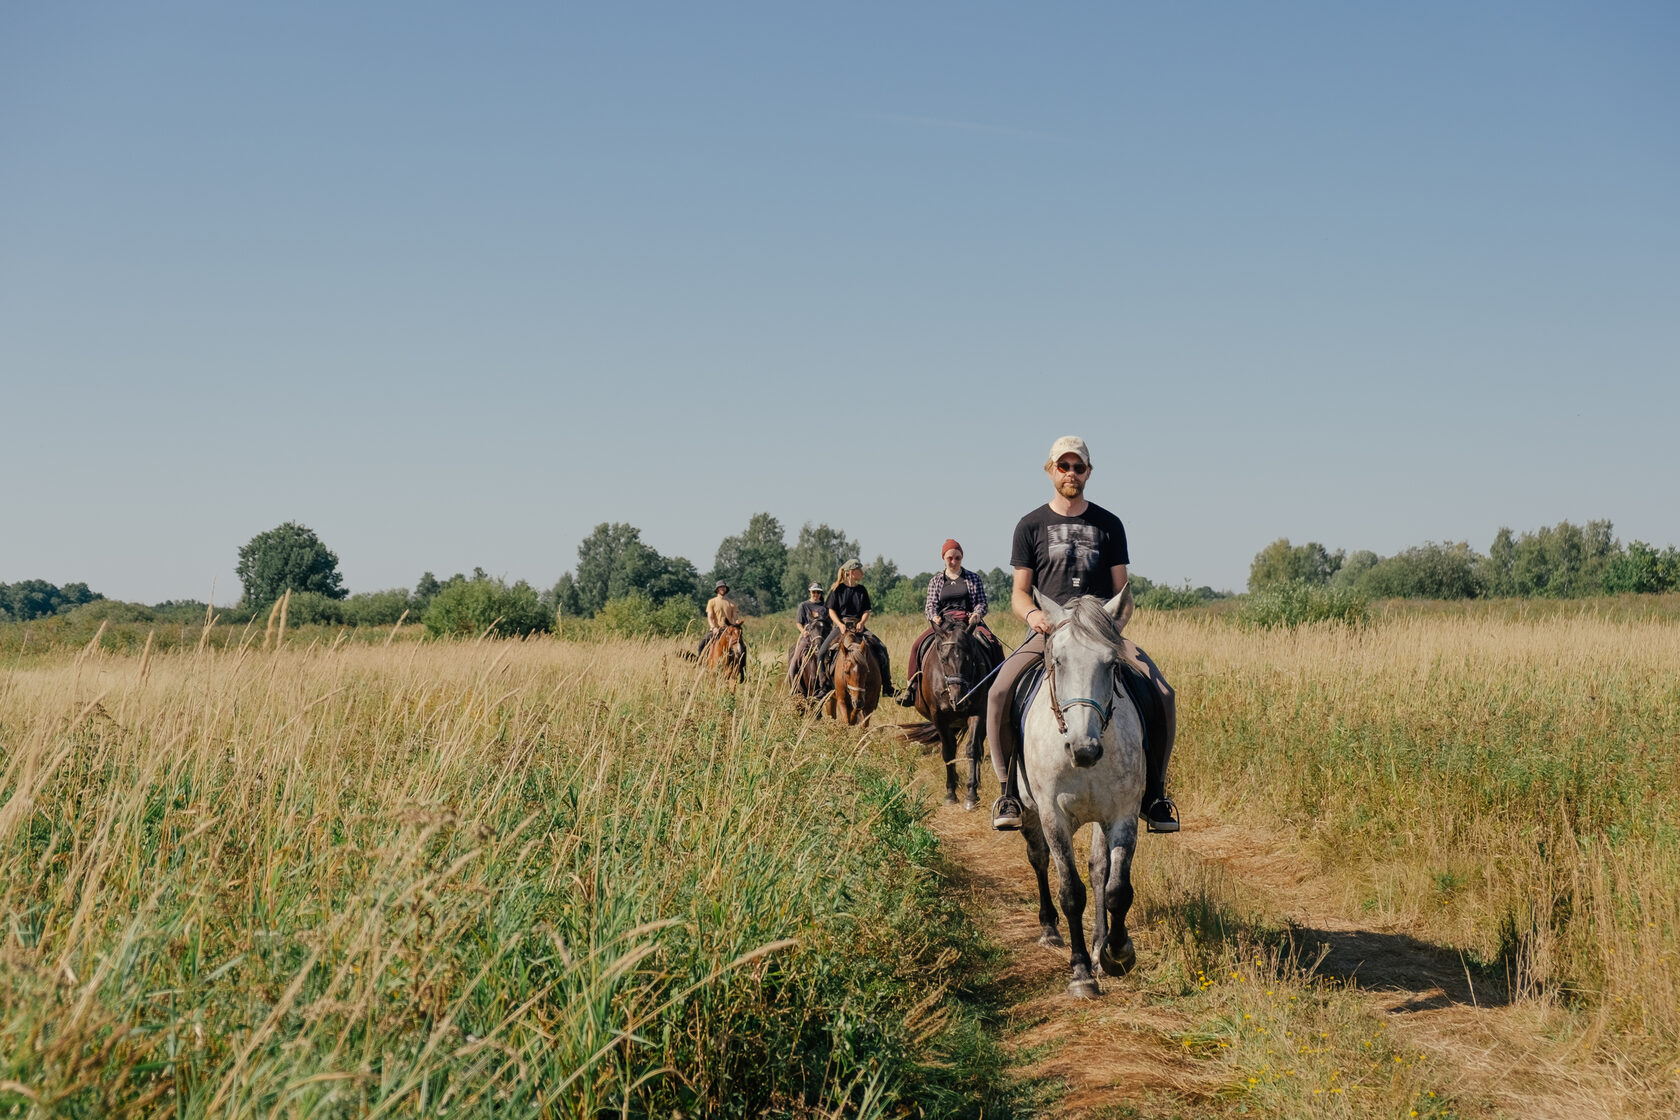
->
xmin=898 ymin=540 xmax=1005 ymax=806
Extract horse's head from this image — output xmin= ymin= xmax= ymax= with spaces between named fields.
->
xmin=1035 ymin=588 xmax=1128 ymax=768
xmin=927 ymin=611 xmax=986 ymax=711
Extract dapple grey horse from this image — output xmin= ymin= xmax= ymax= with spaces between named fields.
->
xmin=1018 ymin=589 xmax=1147 ymax=998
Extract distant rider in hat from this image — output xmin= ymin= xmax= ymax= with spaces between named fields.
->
xmin=698 ymin=580 xmax=742 ymax=656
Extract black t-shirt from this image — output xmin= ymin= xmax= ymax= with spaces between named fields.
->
xmin=796 ymin=599 xmax=829 ymax=629
xmin=1010 ymin=501 xmax=1129 ymax=606
xmin=826 ymin=583 xmax=871 ymax=622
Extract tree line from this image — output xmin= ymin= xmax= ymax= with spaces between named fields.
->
xmin=1249 ymin=519 xmax=1680 ymax=599
xmin=8 ymin=515 xmax=1675 ymax=634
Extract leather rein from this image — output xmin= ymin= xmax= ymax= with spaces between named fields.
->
xmin=1042 ymin=622 xmax=1118 ymax=737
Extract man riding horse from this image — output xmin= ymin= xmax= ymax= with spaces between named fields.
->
xmin=698 ymin=580 xmax=742 ymax=657
xmin=900 ymin=539 xmax=1002 ymax=705
xmin=986 ymin=436 xmax=1180 ymax=834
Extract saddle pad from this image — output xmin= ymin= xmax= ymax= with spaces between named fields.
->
xmin=1013 ymin=661 xmax=1045 ymax=741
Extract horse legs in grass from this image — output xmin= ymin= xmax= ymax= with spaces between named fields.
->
xmin=939 ymin=721 xmax=960 ymax=805
xmin=1090 ymin=818 xmax=1138 ymax=977
xmin=1038 ymin=814 xmax=1098 ymax=997
xmin=1021 ymin=813 xmax=1065 ymax=950
xmin=964 ymin=714 xmax=984 ymax=811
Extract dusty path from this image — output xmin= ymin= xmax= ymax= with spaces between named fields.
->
xmin=902 ymin=741 xmax=1658 ymax=1118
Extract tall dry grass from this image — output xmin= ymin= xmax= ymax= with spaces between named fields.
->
xmin=1127 ymin=609 xmax=1680 ymax=1082
xmin=0 ymin=630 xmax=1015 ymax=1117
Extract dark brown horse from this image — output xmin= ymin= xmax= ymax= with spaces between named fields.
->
xmin=705 ymin=620 xmax=747 ymax=682
xmin=903 ymin=612 xmax=1000 ymax=808
xmin=824 ymin=623 xmax=881 ymax=725
xmin=786 ymin=618 xmax=827 ymax=702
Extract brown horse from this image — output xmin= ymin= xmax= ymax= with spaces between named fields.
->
xmin=824 ymin=623 xmax=881 ymax=725
xmin=786 ymin=618 xmax=827 ymax=702
xmin=903 ymin=612 xmax=1000 ymax=808
xmin=705 ymin=620 xmax=747 ymax=682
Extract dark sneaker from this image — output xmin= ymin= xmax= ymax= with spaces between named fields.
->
xmin=1142 ymin=796 xmax=1180 ymax=833
xmin=897 ymin=674 xmax=921 ymax=706
xmin=991 ymin=795 xmax=1023 ymax=831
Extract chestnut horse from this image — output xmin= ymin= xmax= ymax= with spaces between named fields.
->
xmin=903 ymin=612 xmax=999 ymax=809
xmin=823 ymin=623 xmax=881 ymax=725
xmin=705 ymin=620 xmax=747 ymax=683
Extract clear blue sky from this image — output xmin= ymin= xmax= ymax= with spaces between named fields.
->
xmin=4 ymin=2 xmax=1676 ymax=603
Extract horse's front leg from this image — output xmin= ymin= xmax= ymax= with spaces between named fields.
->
xmin=1042 ymin=813 xmax=1097 ymax=997
xmin=1098 ymin=818 xmax=1139 ymax=977
xmin=963 ymin=714 xmax=984 ymax=811
xmin=940 ymin=720 xmax=959 ymax=804
xmin=1021 ymin=813 xmax=1061 ymax=948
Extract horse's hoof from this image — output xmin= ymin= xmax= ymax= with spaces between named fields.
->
xmin=942 ymin=792 xmax=958 ymax=805
xmin=1068 ymin=979 xmax=1101 ymax=999
xmin=1099 ymin=939 xmax=1137 ymax=977
xmin=1038 ymin=929 xmax=1064 ymax=948
xmin=962 ymin=798 xmax=978 ymax=812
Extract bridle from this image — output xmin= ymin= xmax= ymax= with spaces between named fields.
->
xmin=1043 ymin=623 xmax=1117 ymax=737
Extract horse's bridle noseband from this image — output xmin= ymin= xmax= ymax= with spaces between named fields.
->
xmin=1043 ymin=624 xmax=1117 ymax=737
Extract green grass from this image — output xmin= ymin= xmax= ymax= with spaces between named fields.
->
xmin=0 ymin=638 xmax=1023 ymax=1118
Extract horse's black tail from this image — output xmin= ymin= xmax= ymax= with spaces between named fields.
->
xmin=899 ymin=721 xmax=942 ymax=745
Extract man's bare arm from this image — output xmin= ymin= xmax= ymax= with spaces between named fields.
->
xmin=1013 ymin=568 xmax=1053 ymax=634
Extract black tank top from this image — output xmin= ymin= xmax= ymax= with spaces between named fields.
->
xmin=938 ymin=573 xmax=972 ymax=613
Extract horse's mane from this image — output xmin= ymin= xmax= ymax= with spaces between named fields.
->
xmin=1058 ymin=595 xmax=1125 ymax=651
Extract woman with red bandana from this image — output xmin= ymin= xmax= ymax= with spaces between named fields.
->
xmin=899 ymin=539 xmax=1001 ymax=705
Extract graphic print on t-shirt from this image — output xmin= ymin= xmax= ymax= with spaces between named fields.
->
xmin=1046 ymin=523 xmax=1103 ymax=596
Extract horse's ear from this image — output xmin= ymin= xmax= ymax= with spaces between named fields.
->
xmin=1102 ymin=590 xmax=1126 ymax=619
xmin=1033 ymin=589 xmax=1070 ymax=626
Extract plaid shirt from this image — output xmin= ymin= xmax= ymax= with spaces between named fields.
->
xmin=924 ymin=569 xmax=988 ymax=623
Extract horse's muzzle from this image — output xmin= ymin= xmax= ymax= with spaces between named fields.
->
xmin=1068 ymin=738 xmax=1104 ymax=768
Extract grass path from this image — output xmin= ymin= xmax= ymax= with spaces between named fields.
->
xmin=897 ymin=732 xmax=1654 ymax=1119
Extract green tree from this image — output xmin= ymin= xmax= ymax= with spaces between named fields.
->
xmin=236 ymin=522 xmax=346 ymax=608
xmin=1247 ymin=538 xmax=1344 ymax=592
xmin=1603 ymin=541 xmax=1680 ymax=594
xmin=1331 ymin=550 xmax=1381 ymax=590
xmin=781 ymin=523 xmax=859 ymax=604
xmin=0 ymin=580 xmax=103 ymax=621
xmin=980 ymin=566 xmax=1014 ymax=613
xmin=568 ymin=522 xmax=703 ymax=617
xmin=711 ymin=513 xmax=788 ymax=614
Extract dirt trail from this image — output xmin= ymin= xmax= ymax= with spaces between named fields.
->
xmin=905 ymin=746 xmax=1648 ymax=1118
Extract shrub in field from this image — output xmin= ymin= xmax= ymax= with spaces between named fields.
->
xmin=1135 ymin=582 xmax=1206 ymax=611
xmin=593 ymin=592 xmax=699 ymax=638
xmin=1355 ymin=541 xmax=1484 ymax=599
xmin=1236 ymin=581 xmax=1368 ymax=629
xmin=423 ymin=575 xmax=550 ymax=637
xmin=61 ymin=599 xmax=157 ymax=624
xmin=283 ymin=589 xmax=348 ymax=626
xmin=340 ymin=587 xmax=415 ymax=626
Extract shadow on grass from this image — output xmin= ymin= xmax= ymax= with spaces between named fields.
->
xmin=1137 ymin=871 xmax=1513 ymax=1011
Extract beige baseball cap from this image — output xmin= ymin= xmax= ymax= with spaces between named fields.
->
xmin=1048 ymin=435 xmax=1090 ymax=466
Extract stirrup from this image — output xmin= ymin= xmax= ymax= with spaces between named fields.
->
xmin=1143 ymin=796 xmax=1180 ymax=833
xmin=898 ymin=674 xmax=920 ymax=706
xmin=991 ymin=795 xmax=1023 ymax=831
